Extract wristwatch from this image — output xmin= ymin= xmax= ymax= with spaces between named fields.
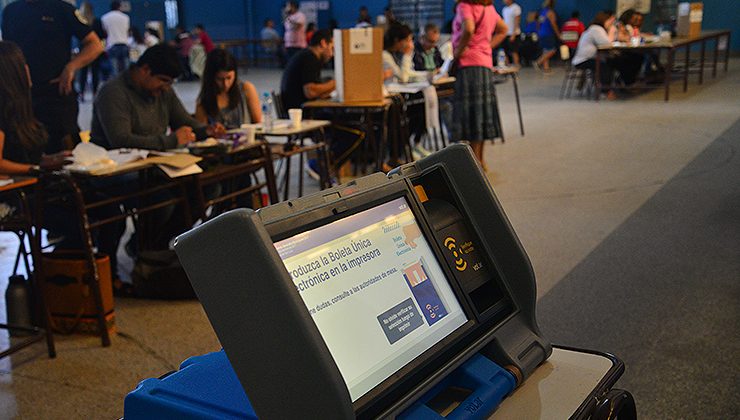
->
xmin=28 ymin=165 xmax=42 ymax=175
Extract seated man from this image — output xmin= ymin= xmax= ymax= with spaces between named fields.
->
xmin=280 ymin=29 xmax=335 ymax=111
xmin=413 ymin=23 xmax=444 ymax=72
xmin=90 ymin=45 xmax=221 ymax=292
xmin=91 ymin=44 xmax=218 ymax=150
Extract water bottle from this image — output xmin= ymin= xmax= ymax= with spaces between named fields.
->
xmin=5 ymin=275 xmax=34 ymax=336
xmin=496 ymin=49 xmax=507 ymax=69
xmin=261 ymin=92 xmax=274 ymax=131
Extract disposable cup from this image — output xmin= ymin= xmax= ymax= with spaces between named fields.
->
xmin=288 ymin=108 xmax=303 ymax=128
xmin=240 ymin=124 xmax=258 ymax=144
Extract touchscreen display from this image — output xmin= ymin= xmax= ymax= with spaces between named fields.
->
xmin=274 ymin=197 xmax=468 ymax=402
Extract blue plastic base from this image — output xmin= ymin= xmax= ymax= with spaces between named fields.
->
xmin=124 ymin=350 xmax=256 ymax=420
xmin=398 ymin=353 xmax=516 ymax=420
xmin=124 ymin=351 xmax=514 ymax=419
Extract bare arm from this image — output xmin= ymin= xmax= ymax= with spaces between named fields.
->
xmin=547 ymin=10 xmax=561 ymax=39
xmin=51 ymin=31 xmax=103 ymax=95
xmin=303 ymin=80 xmax=336 ymax=100
xmin=0 ymin=131 xmax=33 ymax=175
xmin=490 ymin=19 xmax=508 ymax=49
xmin=512 ymin=14 xmax=521 ymax=38
xmin=243 ymin=81 xmax=262 ymax=123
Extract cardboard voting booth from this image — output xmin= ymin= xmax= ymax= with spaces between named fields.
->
xmin=676 ymin=2 xmax=703 ymax=38
xmin=126 ymin=145 xmax=554 ymax=419
xmin=333 ymin=27 xmax=384 ymax=103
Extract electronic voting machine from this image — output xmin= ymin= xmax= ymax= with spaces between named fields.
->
xmin=127 ymin=144 xmax=553 ymax=419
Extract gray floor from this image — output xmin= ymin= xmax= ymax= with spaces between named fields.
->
xmin=1 ymin=61 xmax=739 ymax=418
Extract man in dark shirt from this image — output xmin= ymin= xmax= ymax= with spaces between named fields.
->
xmin=280 ymin=29 xmax=335 ymax=111
xmin=89 ymin=45 xmax=221 ymax=285
xmin=91 ymin=45 xmax=219 ymax=150
xmin=413 ymin=23 xmax=444 ymax=72
xmin=2 ymin=0 xmax=103 ymax=153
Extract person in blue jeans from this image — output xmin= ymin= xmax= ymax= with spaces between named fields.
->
xmin=535 ymin=0 xmax=562 ymax=72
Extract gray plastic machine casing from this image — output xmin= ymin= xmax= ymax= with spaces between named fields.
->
xmin=174 ymin=144 xmax=551 ymax=419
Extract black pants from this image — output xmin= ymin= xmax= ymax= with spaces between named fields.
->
xmin=576 ymin=59 xmax=615 ymax=88
xmin=32 ymin=88 xmax=81 ymax=153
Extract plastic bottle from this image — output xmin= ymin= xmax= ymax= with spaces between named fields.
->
xmin=496 ymin=49 xmax=507 ymax=69
xmin=5 ymin=275 xmax=33 ymax=336
xmin=261 ymin=92 xmax=274 ymax=131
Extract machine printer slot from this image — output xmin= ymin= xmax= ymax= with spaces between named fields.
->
xmin=409 ymin=168 xmax=513 ymax=324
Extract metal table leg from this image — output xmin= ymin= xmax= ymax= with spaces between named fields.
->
xmin=511 ymin=73 xmax=524 ymax=136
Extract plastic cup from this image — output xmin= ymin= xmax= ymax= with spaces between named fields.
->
xmin=240 ymin=124 xmax=258 ymax=144
xmin=288 ymin=108 xmax=303 ymax=128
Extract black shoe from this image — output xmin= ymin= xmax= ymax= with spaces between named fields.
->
xmin=112 ymin=279 xmax=137 ymax=298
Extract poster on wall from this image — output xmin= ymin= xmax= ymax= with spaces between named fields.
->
xmin=617 ymin=0 xmax=652 ymax=15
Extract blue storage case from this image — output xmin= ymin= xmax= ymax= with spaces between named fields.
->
xmin=124 ymin=350 xmax=256 ymax=419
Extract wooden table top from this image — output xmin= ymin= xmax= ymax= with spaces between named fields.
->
xmin=598 ymin=29 xmax=731 ymax=50
xmin=0 ymin=176 xmax=38 ymax=192
xmin=303 ymin=98 xmax=392 ymax=108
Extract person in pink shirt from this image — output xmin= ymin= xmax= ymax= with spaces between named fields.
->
xmin=283 ymin=1 xmax=307 ymax=62
xmin=451 ymin=0 xmax=508 ymax=170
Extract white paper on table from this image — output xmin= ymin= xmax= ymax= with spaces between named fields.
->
xmin=386 ymin=82 xmax=429 ymax=94
xmin=436 ymin=58 xmax=453 ymax=78
xmin=0 ymin=179 xmax=13 ymax=187
xmin=158 ymin=163 xmax=203 ymax=178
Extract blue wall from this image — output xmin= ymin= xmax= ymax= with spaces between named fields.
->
xmin=181 ymin=0 xmax=249 ymax=39
xmin=9 ymin=0 xmax=730 ymax=50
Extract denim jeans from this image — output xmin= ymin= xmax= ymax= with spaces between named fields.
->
xmin=108 ymin=44 xmax=130 ymax=75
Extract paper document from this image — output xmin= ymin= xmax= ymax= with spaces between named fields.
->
xmin=158 ymin=163 xmax=203 ymax=178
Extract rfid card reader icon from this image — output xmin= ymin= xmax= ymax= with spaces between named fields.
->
xmin=444 ymin=237 xmax=467 ymax=271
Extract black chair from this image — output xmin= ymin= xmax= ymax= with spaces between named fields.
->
xmin=560 ymin=61 xmax=595 ymax=99
xmin=0 ymin=181 xmax=56 ymax=359
xmin=271 ymin=91 xmax=288 ymax=119
xmin=268 ymin=91 xmax=330 ymax=199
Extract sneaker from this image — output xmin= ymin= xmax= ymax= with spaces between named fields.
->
xmin=304 ymin=158 xmax=321 ymax=181
xmin=413 ymin=144 xmax=432 ymax=158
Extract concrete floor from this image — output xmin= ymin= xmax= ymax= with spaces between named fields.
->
xmin=0 ymin=60 xmax=738 ymax=418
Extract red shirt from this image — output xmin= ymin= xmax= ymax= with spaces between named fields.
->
xmin=561 ymin=18 xmax=585 ymax=49
xmin=199 ymin=32 xmax=215 ymax=53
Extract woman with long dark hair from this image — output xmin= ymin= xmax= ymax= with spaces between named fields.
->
xmin=195 ymin=49 xmax=261 ymax=128
xmin=451 ymin=0 xmax=508 ymax=170
xmin=572 ymin=11 xmax=618 ymax=99
xmin=0 ymin=41 xmax=61 ymax=173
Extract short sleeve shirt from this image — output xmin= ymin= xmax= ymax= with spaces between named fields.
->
xmin=280 ymin=49 xmax=322 ymax=110
xmin=284 ymin=11 xmax=307 ymax=48
xmin=502 ymin=3 xmax=522 ymax=35
xmin=452 ymin=3 xmax=500 ymax=69
xmin=2 ymin=0 xmax=92 ymax=89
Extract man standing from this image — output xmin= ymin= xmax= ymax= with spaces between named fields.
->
xmin=2 ymin=0 xmax=103 ymax=153
xmin=283 ymin=1 xmax=307 ymax=62
xmin=192 ymin=23 xmax=215 ymax=54
xmin=280 ymin=29 xmax=335 ymax=111
xmin=413 ymin=23 xmax=444 ymax=72
xmin=101 ymin=0 xmax=130 ymax=74
xmin=501 ymin=0 xmax=522 ymax=66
